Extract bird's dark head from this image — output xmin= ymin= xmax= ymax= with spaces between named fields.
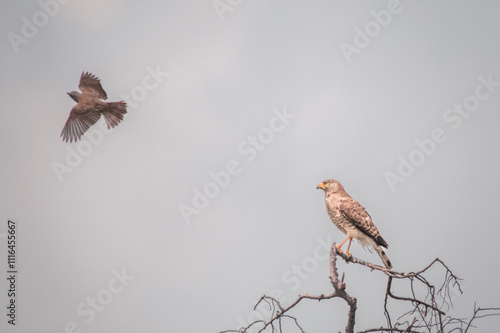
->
xmin=67 ymin=91 xmax=81 ymax=102
xmin=317 ymin=179 xmax=344 ymax=193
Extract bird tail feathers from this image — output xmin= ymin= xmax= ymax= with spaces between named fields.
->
xmin=375 ymin=245 xmax=392 ymax=269
xmin=103 ymin=101 xmax=127 ymax=129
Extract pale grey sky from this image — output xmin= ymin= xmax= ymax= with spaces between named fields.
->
xmin=1 ymin=1 xmax=500 ymax=332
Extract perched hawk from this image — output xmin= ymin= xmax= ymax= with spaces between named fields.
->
xmin=317 ymin=179 xmax=392 ymax=269
xmin=61 ymin=72 xmax=127 ymax=142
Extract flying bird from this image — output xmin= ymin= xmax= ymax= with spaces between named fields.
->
xmin=61 ymin=72 xmax=127 ymax=142
xmin=317 ymin=179 xmax=392 ymax=269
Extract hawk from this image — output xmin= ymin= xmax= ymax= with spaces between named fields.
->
xmin=317 ymin=179 xmax=392 ymax=269
xmin=61 ymin=72 xmax=127 ymax=142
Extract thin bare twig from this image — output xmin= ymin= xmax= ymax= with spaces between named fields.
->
xmin=464 ymin=303 xmax=500 ymax=333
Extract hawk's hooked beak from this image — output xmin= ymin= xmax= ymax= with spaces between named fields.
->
xmin=317 ymin=183 xmax=325 ymax=190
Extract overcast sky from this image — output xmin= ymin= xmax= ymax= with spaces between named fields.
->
xmin=1 ymin=1 xmax=500 ymax=332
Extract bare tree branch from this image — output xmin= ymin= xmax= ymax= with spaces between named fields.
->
xmin=329 ymin=243 xmax=357 ymax=333
xmin=221 ymin=242 xmax=499 ymax=333
xmin=464 ymin=303 xmax=500 ymax=333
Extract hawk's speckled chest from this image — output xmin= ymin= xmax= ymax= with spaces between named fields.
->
xmin=324 ymin=192 xmax=350 ymax=234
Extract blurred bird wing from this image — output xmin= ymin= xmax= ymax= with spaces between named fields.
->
xmin=78 ymin=72 xmax=108 ymax=100
xmin=338 ymin=198 xmax=389 ymax=248
xmin=60 ymin=105 xmax=101 ymax=143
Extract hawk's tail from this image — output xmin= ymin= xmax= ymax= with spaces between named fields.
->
xmin=375 ymin=245 xmax=392 ymax=269
xmin=103 ymin=101 xmax=127 ymax=129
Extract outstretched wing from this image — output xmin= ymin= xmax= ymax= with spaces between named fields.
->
xmin=79 ymin=72 xmax=108 ymax=100
xmin=61 ymin=105 xmax=101 ymax=143
xmin=338 ymin=198 xmax=389 ymax=248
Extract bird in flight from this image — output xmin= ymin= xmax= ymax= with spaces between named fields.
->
xmin=317 ymin=179 xmax=392 ymax=269
xmin=61 ymin=72 xmax=127 ymax=142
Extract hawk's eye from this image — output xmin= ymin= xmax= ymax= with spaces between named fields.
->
xmin=324 ymin=181 xmax=330 ymax=186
